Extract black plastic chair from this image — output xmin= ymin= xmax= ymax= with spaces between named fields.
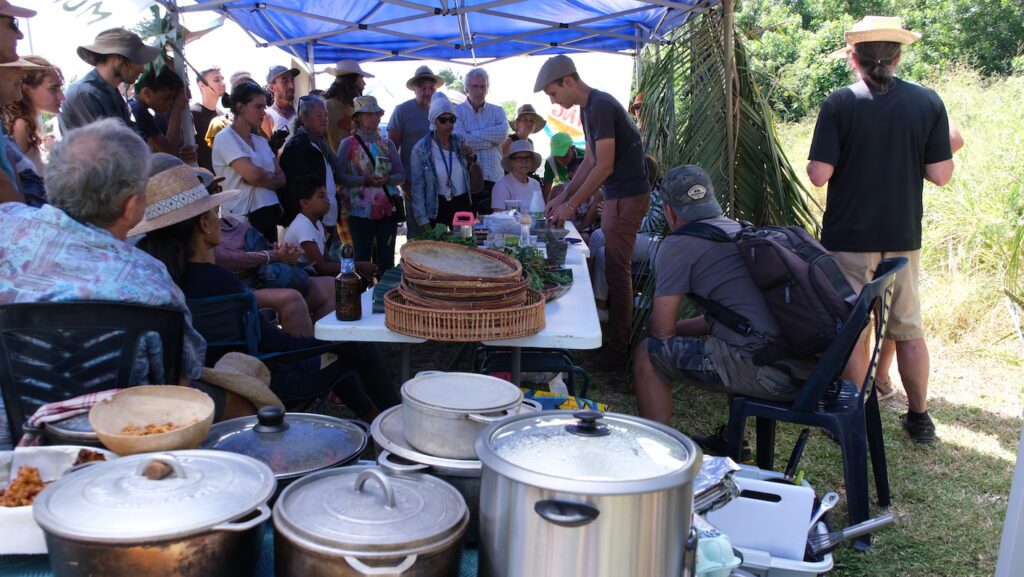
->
xmin=0 ymin=302 xmax=185 ymax=440
xmin=725 ymin=257 xmax=907 ymax=551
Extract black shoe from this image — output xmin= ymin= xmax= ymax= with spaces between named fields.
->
xmin=900 ymin=412 xmax=937 ymax=444
xmin=693 ymin=425 xmax=752 ymax=462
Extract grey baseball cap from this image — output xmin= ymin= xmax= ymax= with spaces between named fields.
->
xmin=266 ymin=65 xmax=299 ymax=85
xmin=661 ymin=165 xmax=722 ymax=222
xmin=533 ymin=55 xmax=576 ymax=92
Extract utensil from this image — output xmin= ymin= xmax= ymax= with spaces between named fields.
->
xmin=808 ymin=513 xmax=896 ymax=556
xmin=88 ymin=386 xmax=214 ymax=455
xmin=807 ymin=492 xmax=840 ymax=533
xmin=784 ymin=428 xmax=810 ymax=481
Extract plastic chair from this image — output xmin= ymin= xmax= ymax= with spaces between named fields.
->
xmin=725 ymin=257 xmax=907 ymax=551
xmin=474 ymin=346 xmax=590 ymax=397
xmin=0 ymin=301 xmax=185 ymax=440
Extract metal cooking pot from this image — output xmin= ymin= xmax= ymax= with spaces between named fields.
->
xmin=200 ymin=406 xmax=367 ymax=495
xmin=476 ymin=410 xmax=702 ymax=577
xmin=33 ymin=451 xmax=276 ymax=577
xmin=31 ymin=413 xmax=104 ymax=448
xmin=274 ymin=465 xmax=468 ymax=577
xmin=401 ymin=372 xmax=523 ymax=460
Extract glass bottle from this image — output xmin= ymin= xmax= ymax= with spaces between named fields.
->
xmin=335 ymin=244 xmax=363 ymax=321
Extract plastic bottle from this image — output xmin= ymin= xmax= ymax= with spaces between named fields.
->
xmin=335 ymin=244 xmax=363 ymax=321
xmin=529 ymin=188 xmax=545 ymax=222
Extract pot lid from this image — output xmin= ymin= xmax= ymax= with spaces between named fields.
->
xmin=477 ymin=411 xmax=701 ymax=494
xmin=33 ymin=450 xmax=275 ymax=542
xmin=45 ymin=413 xmax=98 ymax=439
xmin=200 ymin=407 xmax=367 ymax=478
xmin=274 ymin=466 xmax=467 ymax=555
xmin=402 ymin=372 xmax=523 ymax=413
xmin=371 ymin=406 xmax=482 ymax=475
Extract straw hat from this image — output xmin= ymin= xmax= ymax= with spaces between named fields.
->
xmin=502 ymin=139 xmax=542 ymax=173
xmin=827 ymin=45 xmax=853 ymax=60
xmin=406 ymin=65 xmax=445 ymax=90
xmin=844 ymin=16 xmax=920 ymax=46
xmin=0 ymin=0 xmax=35 ymax=18
xmin=509 ymin=103 xmax=546 ymax=134
xmin=352 ymin=95 xmax=384 ymax=116
xmin=201 ymin=352 xmax=284 ymax=410
xmin=77 ymin=28 xmax=162 ymax=66
xmin=324 ymin=59 xmax=374 ymax=78
xmin=128 ymin=164 xmax=241 ymax=237
xmin=0 ymin=57 xmax=45 ymax=70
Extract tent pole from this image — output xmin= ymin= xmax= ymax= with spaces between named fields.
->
xmin=170 ymin=0 xmax=198 ymax=166
xmin=307 ymin=41 xmax=316 ymax=90
xmin=723 ymin=0 xmax=735 ymax=215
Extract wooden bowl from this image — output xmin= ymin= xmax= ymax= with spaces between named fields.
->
xmin=88 ymin=386 xmax=214 ymax=456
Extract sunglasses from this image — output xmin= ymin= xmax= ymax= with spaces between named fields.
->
xmin=436 ymin=115 xmax=456 ymax=125
xmin=2 ymin=17 xmax=17 ymax=33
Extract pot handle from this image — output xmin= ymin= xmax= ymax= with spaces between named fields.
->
xmin=134 ymin=454 xmax=186 ymax=480
xmin=211 ymin=504 xmax=271 ymax=532
xmin=534 ymin=499 xmax=600 ymax=527
xmin=467 ymin=411 xmax=511 ymax=424
xmin=377 ymin=450 xmax=429 ymax=474
xmin=344 ymin=554 xmax=418 ymax=576
xmin=355 ymin=469 xmax=397 ymax=509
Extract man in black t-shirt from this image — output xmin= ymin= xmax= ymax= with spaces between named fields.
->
xmin=535 ymin=55 xmax=649 ymax=370
xmin=191 ymin=66 xmax=225 ymax=172
xmin=808 ymin=16 xmax=957 ymax=444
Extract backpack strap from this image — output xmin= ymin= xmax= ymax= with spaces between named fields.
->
xmin=668 ymin=221 xmax=734 ymax=242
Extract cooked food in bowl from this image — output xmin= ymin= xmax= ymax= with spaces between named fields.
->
xmin=89 ymin=386 xmax=214 ymax=455
xmin=120 ymin=420 xmax=198 ymax=436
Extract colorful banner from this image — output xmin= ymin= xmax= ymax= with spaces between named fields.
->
xmin=543 ymin=104 xmax=586 ymax=148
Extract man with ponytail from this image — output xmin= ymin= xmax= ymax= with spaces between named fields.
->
xmin=807 ymin=16 xmax=956 ymax=444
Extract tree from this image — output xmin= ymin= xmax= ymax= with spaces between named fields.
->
xmin=501 ymin=100 xmax=518 ymax=121
xmin=438 ymin=67 xmax=465 ymax=93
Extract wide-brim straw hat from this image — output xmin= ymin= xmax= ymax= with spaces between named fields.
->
xmin=324 ymin=59 xmax=374 ymax=78
xmin=128 ymin=164 xmax=241 ymax=237
xmin=0 ymin=0 xmax=35 ymax=18
xmin=406 ymin=65 xmax=445 ymax=90
xmin=509 ymin=103 xmax=546 ymax=134
xmin=0 ymin=57 xmax=46 ymax=70
xmin=844 ymin=16 xmax=921 ymax=46
xmin=352 ymin=94 xmax=384 ymax=116
xmin=827 ymin=44 xmax=853 ymax=60
xmin=78 ymin=28 xmax=162 ymax=66
xmin=201 ymin=352 xmax=283 ymax=410
xmin=502 ymin=139 xmax=542 ymax=173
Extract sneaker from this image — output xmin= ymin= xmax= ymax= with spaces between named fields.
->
xmin=693 ymin=425 xmax=753 ymax=462
xmin=900 ymin=412 xmax=937 ymax=444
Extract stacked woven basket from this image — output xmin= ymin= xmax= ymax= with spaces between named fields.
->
xmin=385 ymin=241 xmax=545 ymax=341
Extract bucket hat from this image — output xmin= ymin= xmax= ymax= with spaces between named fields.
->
xmin=266 ymin=64 xmax=299 ymax=85
xmin=128 ymin=163 xmax=241 ymax=237
xmin=502 ymin=140 xmax=542 ymax=173
xmin=77 ymin=28 xmax=161 ymax=66
xmin=324 ymin=59 xmax=374 ymax=78
xmin=406 ymin=65 xmax=445 ymax=90
xmin=0 ymin=0 xmax=35 ymax=18
xmin=844 ymin=16 xmax=920 ymax=46
xmin=533 ymin=54 xmax=576 ymax=92
xmin=660 ymin=165 xmax=722 ymax=222
xmin=352 ymin=95 xmax=384 ymax=116
xmin=509 ymin=103 xmax=546 ymax=134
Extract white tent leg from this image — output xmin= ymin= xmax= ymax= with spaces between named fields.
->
xmin=996 ymin=413 xmax=1024 ymax=577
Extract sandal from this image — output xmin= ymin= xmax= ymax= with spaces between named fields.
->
xmin=875 ymin=378 xmax=897 ymax=402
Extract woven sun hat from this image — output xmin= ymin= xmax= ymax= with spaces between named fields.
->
xmin=844 ymin=16 xmax=920 ymax=46
xmin=324 ymin=59 xmax=374 ymax=78
xmin=128 ymin=163 xmax=241 ymax=237
xmin=502 ymin=139 xmax=542 ymax=173
xmin=0 ymin=57 xmax=45 ymax=69
xmin=509 ymin=103 xmax=546 ymax=134
xmin=0 ymin=0 xmax=35 ymax=18
xmin=406 ymin=65 xmax=445 ymax=90
xmin=827 ymin=44 xmax=854 ymax=60
xmin=352 ymin=95 xmax=384 ymax=116
xmin=77 ymin=28 xmax=161 ymax=66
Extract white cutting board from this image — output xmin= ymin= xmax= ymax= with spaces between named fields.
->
xmin=707 ymin=474 xmax=815 ymax=561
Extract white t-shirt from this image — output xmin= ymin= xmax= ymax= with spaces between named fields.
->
xmin=266 ymin=105 xmax=294 ymax=133
xmin=283 ymin=213 xmax=326 ymax=266
xmin=212 ymin=127 xmax=280 ymax=218
xmin=431 ymin=139 xmax=467 ymax=199
xmin=491 ymin=173 xmax=541 ymax=210
xmin=314 ymin=142 xmax=339 ymax=226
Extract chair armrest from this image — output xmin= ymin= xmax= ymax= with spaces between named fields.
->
xmin=257 ymin=342 xmax=345 ymax=365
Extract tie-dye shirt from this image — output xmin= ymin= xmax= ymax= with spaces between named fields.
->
xmin=336 ymin=130 xmax=406 ymax=220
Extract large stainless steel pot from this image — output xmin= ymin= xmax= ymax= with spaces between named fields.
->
xmin=476 ymin=410 xmax=702 ymax=577
xmin=274 ymin=465 xmax=468 ymax=577
xmin=401 ymin=372 xmax=523 ymax=459
xmin=33 ymin=451 xmax=276 ymax=577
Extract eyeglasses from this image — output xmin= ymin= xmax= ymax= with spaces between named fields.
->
xmin=2 ymin=17 xmax=18 ymax=33
xmin=436 ymin=116 xmax=456 ymax=125
xmin=510 ymin=155 xmax=533 ymax=162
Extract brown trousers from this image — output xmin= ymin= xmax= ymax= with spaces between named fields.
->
xmin=601 ymin=193 xmax=650 ymax=356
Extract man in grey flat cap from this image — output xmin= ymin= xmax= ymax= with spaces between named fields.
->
xmin=535 ymin=54 xmax=649 ymax=371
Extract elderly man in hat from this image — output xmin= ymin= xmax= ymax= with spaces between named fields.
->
xmin=535 ymin=54 xmax=649 ymax=371
xmin=387 ymin=65 xmax=443 ymax=238
xmin=59 ymin=28 xmax=160 ymax=134
xmin=261 ymin=64 xmax=299 ymax=138
xmin=807 ymin=16 xmax=956 ymax=444
xmin=454 ymin=67 xmax=508 ymax=215
xmin=0 ymin=0 xmax=35 ymax=204
xmin=323 ymin=59 xmax=374 ymax=153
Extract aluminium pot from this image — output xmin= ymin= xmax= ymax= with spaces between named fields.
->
xmin=475 ymin=410 xmax=702 ymax=577
xmin=401 ymin=372 xmax=524 ymax=460
xmin=32 ymin=413 xmax=104 ymax=448
xmin=273 ymin=465 xmax=468 ymax=577
xmin=33 ymin=451 xmax=276 ymax=577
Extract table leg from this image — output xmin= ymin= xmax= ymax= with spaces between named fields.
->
xmin=511 ymin=347 xmax=521 ymax=386
xmin=401 ymin=344 xmax=411 ymax=382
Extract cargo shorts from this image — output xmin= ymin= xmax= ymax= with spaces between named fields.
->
xmin=647 ymin=337 xmax=725 ymax=392
xmin=832 ymin=250 xmax=924 ymax=341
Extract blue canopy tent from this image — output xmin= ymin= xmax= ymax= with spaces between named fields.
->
xmin=164 ymin=0 xmax=717 ymax=66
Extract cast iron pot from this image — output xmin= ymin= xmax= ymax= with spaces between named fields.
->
xmin=33 ymin=451 xmax=276 ymax=577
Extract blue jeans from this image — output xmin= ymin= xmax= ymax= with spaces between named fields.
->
xmin=349 ymin=216 xmax=398 ymax=272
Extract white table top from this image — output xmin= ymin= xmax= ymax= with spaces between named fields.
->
xmin=315 ymin=241 xmax=600 ymax=350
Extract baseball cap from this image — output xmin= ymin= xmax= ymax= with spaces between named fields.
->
xmin=550 ymin=132 xmax=574 ymax=157
xmin=266 ymin=65 xmax=299 ymax=85
xmin=533 ymin=55 xmax=576 ymax=92
xmin=660 ymin=165 xmax=722 ymax=222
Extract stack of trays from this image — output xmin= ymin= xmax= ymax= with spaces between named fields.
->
xmin=398 ymin=241 xmax=528 ymax=310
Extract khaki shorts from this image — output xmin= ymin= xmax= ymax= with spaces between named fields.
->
xmin=832 ymin=250 xmax=924 ymax=341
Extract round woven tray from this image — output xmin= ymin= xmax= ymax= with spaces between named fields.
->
xmin=385 ymin=289 xmax=545 ymax=341
xmin=403 ymin=276 xmax=529 ymax=298
xmin=398 ymin=281 xmax=528 ymax=310
xmin=400 ymin=241 xmax=522 ymax=281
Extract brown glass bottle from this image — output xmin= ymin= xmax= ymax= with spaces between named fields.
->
xmin=335 ymin=244 xmax=363 ymax=321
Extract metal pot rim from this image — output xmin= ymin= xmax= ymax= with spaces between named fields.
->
xmin=474 ymin=411 xmax=702 ymax=495
xmin=400 ymin=372 xmax=523 ymax=416
xmin=370 ymin=406 xmax=483 ymax=474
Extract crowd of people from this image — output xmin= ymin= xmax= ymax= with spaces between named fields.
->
xmin=0 ymin=5 xmax=957 ymax=450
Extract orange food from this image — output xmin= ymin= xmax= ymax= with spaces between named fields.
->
xmin=72 ymin=449 xmax=107 ymax=466
xmin=120 ymin=419 xmax=197 ymax=436
xmin=0 ymin=466 xmax=49 ymax=507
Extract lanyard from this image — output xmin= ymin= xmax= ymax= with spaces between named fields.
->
xmin=433 ymin=134 xmax=455 ymax=194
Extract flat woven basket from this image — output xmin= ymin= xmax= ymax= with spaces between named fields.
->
xmin=385 ymin=289 xmax=546 ymax=341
